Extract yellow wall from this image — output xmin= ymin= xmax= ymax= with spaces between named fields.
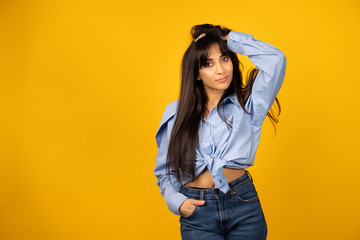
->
xmin=1 ymin=0 xmax=359 ymax=239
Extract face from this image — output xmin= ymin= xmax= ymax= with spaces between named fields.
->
xmin=197 ymin=43 xmax=233 ymax=97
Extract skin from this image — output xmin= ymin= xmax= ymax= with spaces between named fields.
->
xmin=179 ymin=34 xmax=245 ymax=217
xmin=197 ymin=42 xmax=233 ymax=117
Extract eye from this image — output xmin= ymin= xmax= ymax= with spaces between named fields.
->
xmin=204 ymin=62 xmax=212 ymax=67
xmin=222 ymin=56 xmax=229 ymax=62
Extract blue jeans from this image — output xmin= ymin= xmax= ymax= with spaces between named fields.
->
xmin=179 ymin=170 xmax=267 ymax=240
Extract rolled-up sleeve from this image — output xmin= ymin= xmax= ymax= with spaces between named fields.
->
xmin=227 ymin=31 xmax=287 ymax=127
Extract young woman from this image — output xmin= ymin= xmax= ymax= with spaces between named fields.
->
xmin=154 ymin=24 xmax=287 ymax=240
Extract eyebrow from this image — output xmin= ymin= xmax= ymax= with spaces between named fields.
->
xmin=206 ymin=54 xmax=227 ymax=61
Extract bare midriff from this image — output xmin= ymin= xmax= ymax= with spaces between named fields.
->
xmin=184 ymin=167 xmax=246 ymax=188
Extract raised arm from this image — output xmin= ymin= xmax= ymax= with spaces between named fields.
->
xmin=227 ymin=31 xmax=287 ymax=127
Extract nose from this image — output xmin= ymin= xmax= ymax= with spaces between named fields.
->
xmin=214 ymin=61 xmax=224 ymax=74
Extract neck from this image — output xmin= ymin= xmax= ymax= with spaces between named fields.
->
xmin=205 ymin=89 xmax=225 ymax=107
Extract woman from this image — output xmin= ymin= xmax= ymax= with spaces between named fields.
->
xmin=154 ymin=24 xmax=287 ymax=239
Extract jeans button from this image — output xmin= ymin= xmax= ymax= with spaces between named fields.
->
xmin=214 ymin=189 xmax=219 ymax=194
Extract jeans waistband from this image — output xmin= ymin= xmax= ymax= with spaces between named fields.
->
xmin=180 ymin=169 xmax=253 ymax=200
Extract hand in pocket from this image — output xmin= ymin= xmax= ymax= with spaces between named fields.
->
xmin=179 ymin=199 xmax=205 ymax=217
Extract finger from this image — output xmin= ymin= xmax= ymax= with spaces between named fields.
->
xmin=190 ymin=199 xmax=205 ymax=205
xmin=194 ymin=33 xmax=206 ymax=42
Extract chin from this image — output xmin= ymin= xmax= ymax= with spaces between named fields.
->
xmin=218 ymin=83 xmax=231 ymax=89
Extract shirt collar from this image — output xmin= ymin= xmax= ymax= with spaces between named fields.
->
xmin=223 ymin=92 xmax=240 ymax=106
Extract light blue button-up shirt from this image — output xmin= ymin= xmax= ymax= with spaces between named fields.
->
xmin=154 ymin=30 xmax=287 ymax=216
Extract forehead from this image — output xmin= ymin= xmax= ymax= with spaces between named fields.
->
xmin=206 ymin=44 xmax=223 ymax=58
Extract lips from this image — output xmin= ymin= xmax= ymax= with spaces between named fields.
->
xmin=216 ymin=76 xmax=228 ymax=82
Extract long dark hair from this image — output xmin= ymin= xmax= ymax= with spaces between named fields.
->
xmin=166 ymin=24 xmax=281 ymax=184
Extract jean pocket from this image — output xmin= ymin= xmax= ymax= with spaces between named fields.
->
xmin=181 ymin=205 xmax=199 ymax=218
xmin=231 ymin=181 xmax=259 ymax=203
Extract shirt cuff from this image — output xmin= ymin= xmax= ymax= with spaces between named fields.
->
xmin=167 ymin=192 xmax=188 ymax=216
xmin=227 ymin=31 xmax=253 ymax=55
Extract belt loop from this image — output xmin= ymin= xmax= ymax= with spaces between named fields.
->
xmin=246 ymin=169 xmax=253 ymax=182
xmin=200 ymin=190 xmax=204 ymax=200
xmin=180 ymin=185 xmax=183 ymax=193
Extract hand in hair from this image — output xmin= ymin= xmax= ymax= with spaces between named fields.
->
xmin=195 ymin=33 xmax=228 ymax=42
xmin=194 ymin=33 xmax=206 ymax=42
xmin=221 ymin=34 xmax=229 ymax=41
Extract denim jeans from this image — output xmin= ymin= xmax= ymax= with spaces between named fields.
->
xmin=179 ymin=170 xmax=267 ymax=240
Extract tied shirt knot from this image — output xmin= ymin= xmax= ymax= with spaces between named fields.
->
xmin=198 ymin=120 xmax=233 ymax=194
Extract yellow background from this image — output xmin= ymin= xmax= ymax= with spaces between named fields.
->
xmin=1 ymin=0 xmax=359 ymax=239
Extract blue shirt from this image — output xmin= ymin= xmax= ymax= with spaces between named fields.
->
xmin=154 ymin=30 xmax=287 ymax=216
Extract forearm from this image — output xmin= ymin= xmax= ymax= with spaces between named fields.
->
xmin=227 ymin=31 xmax=287 ymax=126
